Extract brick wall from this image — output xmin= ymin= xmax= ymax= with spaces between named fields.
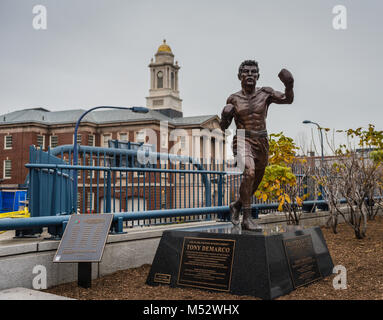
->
xmin=0 ymin=123 xmax=222 ymax=190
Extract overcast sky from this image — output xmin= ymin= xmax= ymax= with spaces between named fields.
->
xmin=0 ymin=0 xmax=382 ymax=155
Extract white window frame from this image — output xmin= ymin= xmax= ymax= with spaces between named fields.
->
xmin=88 ymin=134 xmax=95 ymax=147
xmin=77 ymin=158 xmax=82 ymax=179
xmin=50 ymin=135 xmax=58 ymax=148
xmin=87 ymin=159 xmax=95 ymax=178
xmin=37 ymin=135 xmax=45 ymax=149
xmin=102 ymin=133 xmax=112 ymax=147
xmin=135 ymin=130 xmax=146 ymax=143
xmin=73 ymin=134 xmax=82 ymax=145
xmin=4 ymin=135 xmax=12 ymax=150
xmin=179 ymin=162 xmax=186 ymax=177
xmin=133 ymin=170 xmax=145 ymax=178
xmin=77 ymin=192 xmax=81 ymax=213
xmin=3 ymin=160 xmax=11 ymax=179
xmin=87 ymin=192 xmax=95 ymax=213
xmin=99 ymin=158 xmax=105 ymax=178
xmin=119 ymin=132 xmax=128 ymax=141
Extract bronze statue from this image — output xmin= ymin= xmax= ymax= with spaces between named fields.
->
xmin=220 ymin=60 xmax=294 ymax=230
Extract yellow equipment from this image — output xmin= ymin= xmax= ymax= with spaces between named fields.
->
xmin=0 ymin=207 xmax=30 ymax=234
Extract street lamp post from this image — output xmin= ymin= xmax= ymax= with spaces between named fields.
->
xmin=302 ymin=120 xmax=324 ymax=161
xmin=73 ymin=106 xmax=149 ymax=213
xmin=303 ymin=120 xmax=325 ymax=202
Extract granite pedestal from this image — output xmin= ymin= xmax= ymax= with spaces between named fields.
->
xmin=146 ymin=224 xmax=334 ymax=299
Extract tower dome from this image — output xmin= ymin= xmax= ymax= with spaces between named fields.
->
xmin=157 ymin=39 xmax=172 ymax=53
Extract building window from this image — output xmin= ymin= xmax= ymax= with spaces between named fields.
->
xmin=50 ymin=135 xmax=58 ymax=148
xmin=134 ymin=170 xmax=145 ymax=178
xmin=88 ymin=159 xmax=95 ymax=178
xmin=153 ymin=99 xmax=164 ymax=106
xmin=161 ymin=189 xmax=166 ymax=208
xmin=136 ymin=131 xmax=145 ymax=143
xmin=4 ymin=135 xmax=12 ymax=149
xmin=37 ymin=135 xmax=45 ymax=149
xmin=171 ymin=72 xmax=175 ymax=90
xmin=103 ymin=134 xmax=112 ymax=147
xmin=77 ymin=158 xmax=82 ymax=179
xmin=77 ymin=192 xmax=81 ymax=213
xmin=87 ymin=192 xmax=94 ymax=213
xmin=119 ymin=133 xmax=128 ymax=141
xmin=200 ymin=136 xmax=204 ymax=161
xmin=157 ymin=71 xmax=163 ymax=89
xmin=180 ymin=162 xmax=186 ymax=177
xmin=73 ymin=134 xmax=82 ymax=145
xmin=88 ymin=134 xmax=95 ymax=146
xmin=3 ymin=160 xmax=11 ymax=179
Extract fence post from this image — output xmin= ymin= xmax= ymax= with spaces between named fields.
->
xmin=110 ymin=216 xmax=126 ymax=234
xmin=47 ymin=220 xmax=67 ymax=240
xmin=106 ymin=170 xmax=111 ymax=213
xmin=217 ymin=174 xmax=225 ymax=221
xmin=204 ymin=159 xmax=211 ymax=220
xmin=29 ymin=146 xmax=37 ymax=218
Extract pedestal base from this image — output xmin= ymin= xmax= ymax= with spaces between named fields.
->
xmin=146 ymin=224 xmax=334 ymax=299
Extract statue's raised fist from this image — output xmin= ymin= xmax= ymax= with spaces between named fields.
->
xmin=278 ymin=68 xmax=294 ymax=87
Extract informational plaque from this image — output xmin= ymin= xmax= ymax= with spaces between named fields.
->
xmin=153 ymin=273 xmax=171 ymax=284
xmin=53 ymin=214 xmax=113 ymax=263
xmin=283 ymin=234 xmax=322 ymax=288
xmin=177 ymin=237 xmax=236 ymax=292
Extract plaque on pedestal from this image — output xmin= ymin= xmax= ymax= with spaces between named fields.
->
xmin=146 ymin=224 xmax=333 ymax=299
xmin=177 ymin=237 xmax=236 ymax=292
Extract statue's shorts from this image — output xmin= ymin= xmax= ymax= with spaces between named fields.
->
xmin=232 ymin=130 xmax=269 ymax=170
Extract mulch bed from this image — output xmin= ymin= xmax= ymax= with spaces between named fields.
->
xmin=45 ymin=217 xmax=383 ymax=300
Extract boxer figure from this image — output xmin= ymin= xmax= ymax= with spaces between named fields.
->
xmin=220 ymin=60 xmax=294 ymax=230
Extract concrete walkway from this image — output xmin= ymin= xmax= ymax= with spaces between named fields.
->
xmin=0 ymin=287 xmax=74 ymax=300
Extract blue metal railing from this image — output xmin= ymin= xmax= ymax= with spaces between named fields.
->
xmin=0 ymin=200 xmax=331 ymax=233
xmin=28 ymin=146 xmax=74 ymax=218
xmin=46 ymin=144 xmax=215 ymax=216
xmin=1 ymin=144 xmax=314 ymax=237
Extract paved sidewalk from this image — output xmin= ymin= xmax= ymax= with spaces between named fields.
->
xmin=0 ymin=287 xmax=75 ymax=300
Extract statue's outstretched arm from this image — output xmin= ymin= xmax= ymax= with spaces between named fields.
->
xmin=269 ymin=68 xmax=294 ymax=104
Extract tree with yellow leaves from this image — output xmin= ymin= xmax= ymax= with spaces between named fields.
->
xmin=255 ymin=132 xmax=309 ymax=225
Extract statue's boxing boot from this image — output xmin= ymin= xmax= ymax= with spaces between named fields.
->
xmin=229 ymin=201 xmax=241 ymax=226
xmin=241 ymin=207 xmax=262 ymax=231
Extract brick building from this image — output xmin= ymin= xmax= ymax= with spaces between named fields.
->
xmin=0 ymin=41 xmax=226 ymax=213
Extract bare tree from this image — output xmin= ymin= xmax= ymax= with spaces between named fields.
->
xmin=319 ymin=125 xmax=383 ymax=238
xmin=312 ymin=160 xmax=341 ymax=234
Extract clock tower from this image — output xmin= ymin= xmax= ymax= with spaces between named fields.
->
xmin=146 ymin=40 xmax=183 ymax=118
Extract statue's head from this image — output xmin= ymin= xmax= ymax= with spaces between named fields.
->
xmin=238 ymin=60 xmax=260 ymax=88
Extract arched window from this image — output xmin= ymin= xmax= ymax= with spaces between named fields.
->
xmin=171 ymin=72 xmax=175 ymax=90
xmin=157 ymin=71 xmax=163 ymax=88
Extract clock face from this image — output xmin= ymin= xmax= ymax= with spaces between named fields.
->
xmin=157 ymin=71 xmax=163 ymax=78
